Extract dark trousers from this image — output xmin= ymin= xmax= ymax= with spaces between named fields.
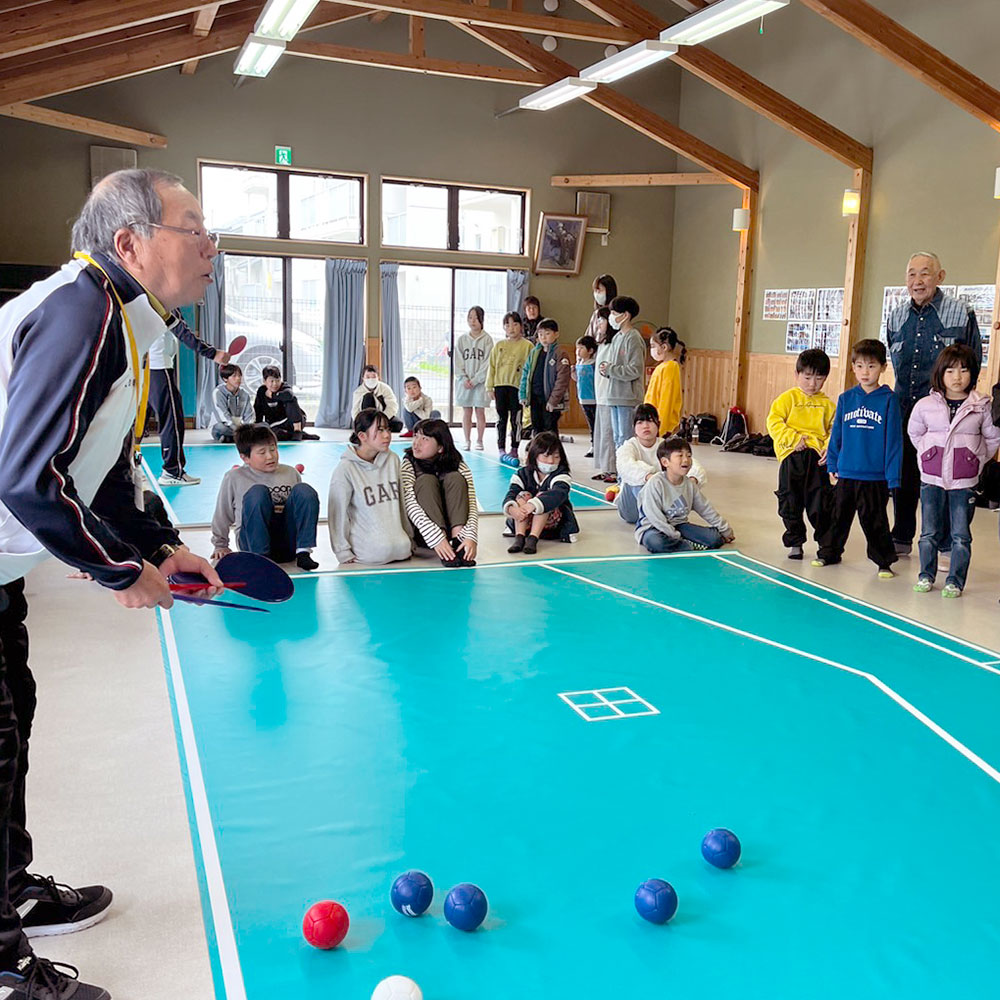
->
xmin=582 ymin=403 xmax=597 ymax=445
xmin=360 ymin=393 xmax=403 ymax=433
xmin=529 ymin=400 xmax=561 ymax=437
xmin=238 ymin=484 xmax=319 ymax=561
xmin=775 ymin=449 xmax=832 ymax=548
xmin=0 ymin=579 xmax=37 ymax=964
xmin=402 ymin=408 xmax=441 ymax=432
xmin=149 ymin=367 xmax=186 ymax=478
xmin=412 ymin=473 xmax=471 ymax=547
xmin=818 ymin=479 xmax=896 ymax=569
xmin=494 ymin=386 xmax=522 ymax=452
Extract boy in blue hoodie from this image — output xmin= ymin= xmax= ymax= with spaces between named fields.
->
xmin=814 ymin=339 xmax=902 ymax=576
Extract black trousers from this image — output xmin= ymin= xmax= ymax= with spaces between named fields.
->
xmin=149 ymin=367 xmax=186 ymax=478
xmin=0 ymin=579 xmax=37 ymax=964
xmin=582 ymin=403 xmax=597 ymax=444
xmin=891 ymin=399 xmax=921 ymax=546
xmin=529 ymin=400 xmax=561 ymax=437
xmin=775 ymin=449 xmax=832 ymax=548
xmin=359 ymin=392 xmax=403 ymax=432
xmin=818 ymin=479 xmax=897 ymax=569
xmin=494 ymin=386 xmax=522 ymax=451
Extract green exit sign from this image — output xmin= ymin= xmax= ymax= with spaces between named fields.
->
xmin=275 ymin=145 xmax=292 ymax=166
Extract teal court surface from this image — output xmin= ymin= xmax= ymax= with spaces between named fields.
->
xmin=142 ymin=442 xmax=612 ymax=526
xmin=158 ymin=551 xmax=1000 ymax=1000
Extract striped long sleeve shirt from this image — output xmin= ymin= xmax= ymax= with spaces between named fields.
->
xmin=400 ymin=456 xmax=479 ymax=547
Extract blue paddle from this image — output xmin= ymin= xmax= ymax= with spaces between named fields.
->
xmin=169 ymin=551 xmax=294 ymax=604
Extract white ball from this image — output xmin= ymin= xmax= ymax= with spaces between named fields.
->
xmin=604 ymin=44 xmax=619 ymax=58
xmin=372 ymin=975 xmax=423 ymax=1000
xmin=542 ymin=35 xmax=558 ymax=51
xmin=543 ymin=0 xmax=559 ymax=10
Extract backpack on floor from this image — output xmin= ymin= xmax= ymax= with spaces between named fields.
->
xmin=711 ymin=406 xmax=747 ymax=446
xmin=693 ymin=412 xmax=719 ymax=444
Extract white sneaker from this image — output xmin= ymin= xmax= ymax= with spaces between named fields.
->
xmin=474 ymin=441 xmax=484 ymax=451
xmin=158 ymin=471 xmax=200 ymax=486
xmin=462 ymin=440 xmax=471 ymax=451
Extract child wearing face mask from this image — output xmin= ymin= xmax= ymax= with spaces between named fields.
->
xmin=592 ymin=307 xmax=617 ymax=483
xmin=585 ymin=274 xmax=617 ymax=340
xmin=502 ymin=431 xmax=580 ymax=555
xmin=600 ymin=295 xmax=645 ymax=450
xmin=352 ymin=364 xmax=404 ymax=432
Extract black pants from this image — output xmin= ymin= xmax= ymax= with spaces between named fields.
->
xmin=149 ymin=367 xmax=186 ymax=478
xmin=891 ymin=400 xmax=921 ymax=546
xmin=818 ymin=479 xmax=897 ymax=569
xmin=775 ymin=449 xmax=832 ymax=548
xmin=529 ymin=400 xmax=561 ymax=437
xmin=359 ymin=393 xmax=403 ymax=432
xmin=582 ymin=403 xmax=597 ymax=445
xmin=494 ymin=386 xmax=522 ymax=451
xmin=0 ymin=579 xmax=37 ymax=964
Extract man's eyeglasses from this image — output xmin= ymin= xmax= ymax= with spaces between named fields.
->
xmin=129 ymin=221 xmax=220 ymax=246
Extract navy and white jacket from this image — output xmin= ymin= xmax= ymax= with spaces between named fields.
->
xmin=886 ymin=290 xmax=980 ymax=407
xmin=0 ymin=253 xmax=180 ymax=588
xmin=502 ymin=465 xmax=580 ymax=539
xmin=826 ymin=384 xmax=903 ymax=489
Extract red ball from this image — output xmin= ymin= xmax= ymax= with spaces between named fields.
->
xmin=295 ymin=463 xmax=305 ymax=473
xmin=302 ymin=900 xmax=349 ymax=949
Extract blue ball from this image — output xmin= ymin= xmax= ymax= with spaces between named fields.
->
xmin=701 ymin=828 xmax=741 ymax=869
xmin=444 ymin=883 xmax=488 ymax=931
xmin=390 ymin=870 xmax=434 ymax=917
xmin=634 ymin=878 xmax=678 ymax=924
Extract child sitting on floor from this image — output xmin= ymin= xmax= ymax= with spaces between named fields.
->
xmin=400 ymin=376 xmax=441 ymax=437
xmin=352 ymin=365 xmax=404 ymax=432
xmin=254 ymin=365 xmax=320 ymax=440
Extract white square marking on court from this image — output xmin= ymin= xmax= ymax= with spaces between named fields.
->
xmin=558 ymin=687 xmax=659 ymax=722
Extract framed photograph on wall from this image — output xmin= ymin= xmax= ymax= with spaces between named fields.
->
xmin=533 ymin=212 xmax=588 ymax=276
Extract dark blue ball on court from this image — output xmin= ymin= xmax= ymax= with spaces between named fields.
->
xmin=702 ymin=828 xmax=741 ymax=868
xmin=390 ymin=870 xmax=434 ymax=917
xmin=444 ymin=883 xmax=488 ymax=931
xmin=634 ymin=878 xmax=677 ymax=924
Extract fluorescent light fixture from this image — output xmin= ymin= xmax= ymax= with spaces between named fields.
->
xmin=519 ymin=77 xmax=597 ymax=112
xmin=842 ymin=188 xmax=861 ymax=216
xmin=732 ymin=207 xmax=751 ymax=232
xmin=994 ymin=167 xmax=1000 ymax=199
xmin=579 ymin=40 xmax=677 ymax=84
xmin=660 ymin=0 xmax=788 ymax=45
xmin=255 ymin=0 xmax=321 ymax=41
xmin=234 ymin=34 xmax=286 ymax=77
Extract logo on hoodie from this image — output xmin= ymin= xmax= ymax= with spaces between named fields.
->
xmin=363 ymin=481 xmax=400 ymax=506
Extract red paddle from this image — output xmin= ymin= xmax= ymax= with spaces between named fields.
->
xmin=227 ymin=335 xmax=247 ymax=356
xmin=172 ymin=593 xmax=269 ymax=613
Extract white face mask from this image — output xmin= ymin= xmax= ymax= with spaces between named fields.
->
xmin=364 ymin=377 xmax=378 ymax=389
xmin=594 ymin=290 xmax=606 ymax=306
xmin=609 ymin=313 xmax=624 ymax=331
xmin=537 ymin=460 xmax=559 ymax=474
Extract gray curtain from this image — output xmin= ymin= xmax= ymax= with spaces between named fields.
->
xmin=316 ymin=258 xmax=367 ymax=428
xmin=507 ymin=268 xmax=529 ymax=315
xmin=195 ymin=252 xmax=226 ymax=429
xmin=380 ymin=262 xmax=403 ymax=399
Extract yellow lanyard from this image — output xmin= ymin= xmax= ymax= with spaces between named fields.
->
xmin=73 ymin=251 xmax=151 ymax=457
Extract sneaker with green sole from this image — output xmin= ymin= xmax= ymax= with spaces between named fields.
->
xmin=913 ymin=578 xmax=933 ymax=593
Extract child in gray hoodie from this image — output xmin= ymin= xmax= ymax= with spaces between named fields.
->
xmin=328 ymin=409 xmax=413 ymax=565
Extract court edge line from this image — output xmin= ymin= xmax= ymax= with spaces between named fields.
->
xmin=724 ymin=551 xmax=1000 ymax=659
xmin=159 ymin=610 xmax=247 ymax=1000
xmin=539 ymin=563 xmax=1000 ymax=787
xmin=140 ymin=455 xmax=180 ymax=526
xmin=711 ymin=554 xmax=1000 ymax=673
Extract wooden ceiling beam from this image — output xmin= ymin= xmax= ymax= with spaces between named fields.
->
xmin=324 ymin=0 xmax=641 ymax=44
xmin=799 ymin=0 xmax=1000 ymax=132
xmin=180 ymin=2 xmax=222 ymax=76
xmin=0 ymin=101 xmax=168 ymax=146
xmin=552 ymin=172 xmax=731 ymax=186
xmin=409 ymin=15 xmax=425 ymax=57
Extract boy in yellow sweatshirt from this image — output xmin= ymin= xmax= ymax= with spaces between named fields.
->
xmin=487 ymin=311 xmax=534 ymax=458
xmin=765 ymin=348 xmax=837 ymax=560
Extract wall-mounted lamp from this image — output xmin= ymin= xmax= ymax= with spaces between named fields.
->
xmin=732 ymin=208 xmax=750 ymax=232
xmin=994 ymin=167 xmax=1000 ymax=199
xmin=842 ymin=188 xmax=861 ymax=217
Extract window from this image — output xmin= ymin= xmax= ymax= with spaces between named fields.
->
xmin=201 ymin=163 xmax=364 ymax=245
xmin=382 ymin=180 xmax=525 ymax=255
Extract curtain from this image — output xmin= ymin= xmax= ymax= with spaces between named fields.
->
xmin=507 ymin=268 xmax=529 ymax=316
xmin=195 ymin=252 xmax=226 ymax=428
xmin=316 ymin=258 xmax=367 ymax=428
xmin=380 ymin=262 xmax=403 ymax=399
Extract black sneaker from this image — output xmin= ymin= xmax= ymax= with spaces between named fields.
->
xmin=0 ymin=954 xmax=110 ymax=999
xmin=14 ymin=875 xmax=112 ymax=938
xmin=295 ymin=551 xmax=319 ymax=571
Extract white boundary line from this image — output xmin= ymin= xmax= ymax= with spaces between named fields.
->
xmin=140 ymin=455 xmax=180 ymax=526
xmin=159 ymin=610 xmax=247 ymax=1000
xmin=723 ymin=551 xmax=1000 ymax=659
xmin=540 ymin=563 xmax=1000 ymax=787
xmin=711 ymin=554 xmax=1000 ymax=673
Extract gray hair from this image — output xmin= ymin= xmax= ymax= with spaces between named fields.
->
xmin=907 ymin=251 xmax=942 ymax=270
xmin=71 ymin=168 xmax=186 ymax=256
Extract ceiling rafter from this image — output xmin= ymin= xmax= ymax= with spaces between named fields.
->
xmin=0 ymin=102 xmax=168 ymax=146
xmin=180 ymin=2 xmax=222 ymax=75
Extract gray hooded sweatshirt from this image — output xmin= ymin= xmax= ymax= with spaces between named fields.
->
xmin=327 ymin=447 xmax=413 ymax=564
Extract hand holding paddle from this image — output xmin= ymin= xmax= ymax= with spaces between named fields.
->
xmin=170 ymin=551 xmax=294 ymax=608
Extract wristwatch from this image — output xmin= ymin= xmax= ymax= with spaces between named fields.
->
xmin=149 ymin=543 xmax=182 ymax=568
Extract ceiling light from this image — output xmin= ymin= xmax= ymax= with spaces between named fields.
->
xmin=580 ymin=40 xmax=677 ymax=84
xmin=255 ymin=0 xmax=321 ymax=41
xmin=234 ymin=34 xmax=286 ymax=77
xmin=660 ymin=0 xmax=788 ymax=46
xmin=542 ymin=35 xmax=558 ymax=51
xmin=519 ymin=77 xmax=597 ymax=112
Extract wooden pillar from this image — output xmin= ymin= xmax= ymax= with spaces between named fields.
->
xmin=729 ymin=186 xmax=756 ymax=410
xmin=834 ymin=165 xmax=872 ymax=395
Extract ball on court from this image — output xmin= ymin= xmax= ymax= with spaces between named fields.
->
xmin=371 ymin=975 xmax=423 ymax=1000
xmin=604 ymin=484 xmax=620 ymax=502
xmin=701 ymin=828 xmax=741 ymax=868
xmin=302 ymin=900 xmax=349 ymax=949
xmin=634 ymin=878 xmax=677 ymax=924
xmin=390 ymin=870 xmax=433 ymax=917
xmin=295 ymin=463 xmax=305 ymax=473
xmin=444 ymin=883 xmax=488 ymax=931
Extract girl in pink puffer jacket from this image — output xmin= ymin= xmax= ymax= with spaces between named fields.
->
xmin=907 ymin=344 xmax=1000 ymax=597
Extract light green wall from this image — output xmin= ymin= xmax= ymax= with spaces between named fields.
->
xmin=668 ymin=0 xmax=1000 ymax=353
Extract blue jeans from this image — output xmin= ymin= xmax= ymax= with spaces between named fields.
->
xmin=610 ymin=405 xmax=634 ymax=449
xmin=641 ymin=522 xmax=724 ymax=553
xmin=617 ymin=483 xmax=643 ymax=524
xmin=238 ymin=483 xmax=319 ymax=561
xmin=918 ymin=484 xmax=973 ymax=590
xmin=403 ymin=408 xmax=441 ymax=431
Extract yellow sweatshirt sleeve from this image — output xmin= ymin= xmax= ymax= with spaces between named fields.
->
xmin=767 ymin=388 xmax=836 ymax=462
xmin=766 ymin=389 xmax=804 ymax=463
